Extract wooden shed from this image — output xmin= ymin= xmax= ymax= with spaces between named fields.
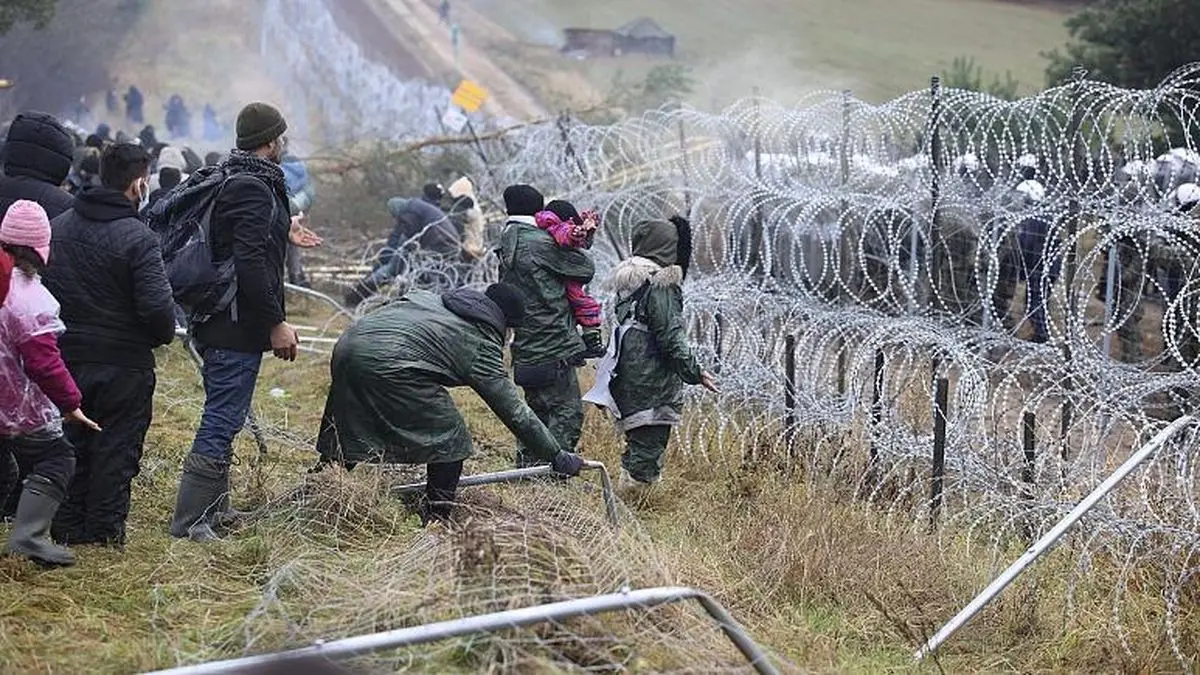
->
xmin=561 ymin=18 xmax=675 ymax=57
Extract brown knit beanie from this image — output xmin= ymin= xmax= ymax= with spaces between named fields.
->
xmin=236 ymin=102 xmax=287 ymax=151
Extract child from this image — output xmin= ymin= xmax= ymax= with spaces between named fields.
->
xmin=0 ymin=200 xmax=99 ymax=566
xmin=534 ymin=200 xmax=605 ymax=358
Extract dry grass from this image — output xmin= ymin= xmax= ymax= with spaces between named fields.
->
xmin=0 ymin=299 xmax=1192 ymax=673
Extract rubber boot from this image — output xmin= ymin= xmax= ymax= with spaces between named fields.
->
xmin=168 ymin=454 xmax=228 ymax=542
xmin=4 ymin=475 xmax=75 ymax=567
xmin=213 ymin=477 xmax=252 ymax=531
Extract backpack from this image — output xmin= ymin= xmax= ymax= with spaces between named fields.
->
xmin=146 ymin=167 xmax=274 ymax=324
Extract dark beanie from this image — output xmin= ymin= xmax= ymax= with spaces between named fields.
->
xmin=423 ymin=182 xmax=445 ymax=203
xmin=236 ymin=102 xmax=287 ymax=151
xmin=503 ymin=184 xmax=544 ymax=217
xmin=485 ymin=283 xmax=527 ymax=328
xmin=545 ymin=199 xmax=579 ymax=223
xmin=159 ymin=166 xmax=182 ymax=190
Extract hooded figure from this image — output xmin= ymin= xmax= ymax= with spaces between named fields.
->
xmin=497 ymin=184 xmax=596 ymax=467
xmin=315 ymin=284 xmax=585 ymax=523
xmin=0 ymin=112 xmax=76 ymax=219
xmin=447 ymin=176 xmax=484 ymax=260
xmin=585 ymin=216 xmax=711 ymax=489
xmin=150 ymin=145 xmax=190 ymax=192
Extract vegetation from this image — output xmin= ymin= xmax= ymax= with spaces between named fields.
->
xmin=941 ymin=56 xmax=1021 ymax=100
xmin=0 ymin=0 xmax=56 ymax=36
xmin=1045 ymin=0 xmax=1200 ymax=87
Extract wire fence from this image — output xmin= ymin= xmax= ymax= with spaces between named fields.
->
xmin=300 ymin=63 xmax=1200 ymax=667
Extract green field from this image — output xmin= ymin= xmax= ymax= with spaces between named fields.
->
xmin=469 ymin=0 xmax=1074 ymax=106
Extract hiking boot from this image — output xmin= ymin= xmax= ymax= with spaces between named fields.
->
xmin=169 ymin=454 xmax=228 ymax=542
xmin=5 ymin=475 xmax=75 ymax=567
xmin=581 ymin=329 xmax=606 ymax=359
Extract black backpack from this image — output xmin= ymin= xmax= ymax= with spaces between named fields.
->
xmin=147 ymin=167 xmax=274 ymax=324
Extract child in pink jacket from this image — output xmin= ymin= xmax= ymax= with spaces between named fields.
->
xmin=0 ymin=200 xmax=99 ymax=567
xmin=535 ymin=200 xmax=605 ymax=358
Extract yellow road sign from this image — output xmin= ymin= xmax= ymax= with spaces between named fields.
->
xmin=451 ymin=79 xmax=488 ymax=113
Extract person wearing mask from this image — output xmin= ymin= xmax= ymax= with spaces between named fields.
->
xmin=314 ymin=283 xmax=584 ymax=523
xmin=168 ymin=102 xmax=316 ymax=542
xmin=42 ymin=143 xmax=176 ymax=547
xmin=0 ymin=112 xmax=76 ymax=220
xmin=497 ymin=184 xmax=596 ymax=467
xmin=0 ymin=201 xmax=101 ymax=566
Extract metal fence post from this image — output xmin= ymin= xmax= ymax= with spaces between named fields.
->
xmin=929 ymin=377 xmax=949 ymax=530
xmin=870 ymin=349 xmax=885 ymax=467
xmin=784 ymin=334 xmax=797 ymax=464
xmin=928 ymin=75 xmax=944 ymax=314
xmin=1021 ymin=410 xmax=1037 ymax=542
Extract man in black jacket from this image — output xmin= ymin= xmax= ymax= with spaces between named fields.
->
xmin=0 ymin=112 xmax=75 ymax=219
xmin=43 ymin=143 xmax=176 ymax=547
xmin=169 ymin=102 xmax=304 ymax=542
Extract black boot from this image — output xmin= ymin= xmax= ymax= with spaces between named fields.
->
xmin=343 ymin=277 xmax=380 ymax=309
xmin=169 ymin=454 xmax=228 ymax=542
xmin=5 ymin=475 xmax=75 ymax=567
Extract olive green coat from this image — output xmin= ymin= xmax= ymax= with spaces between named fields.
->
xmin=316 ymin=290 xmax=562 ymax=465
xmin=497 ymin=217 xmax=595 ymax=366
xmin=608 ymin=256 xmax=703 ymax=430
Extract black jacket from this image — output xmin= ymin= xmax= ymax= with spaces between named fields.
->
xmin=44 ymin=187 xmax=177 ymax=369
xmin=192 ymin=172 xmax=290 ymax=353
xmin=0 ymin=112 xmax=75 ymax=219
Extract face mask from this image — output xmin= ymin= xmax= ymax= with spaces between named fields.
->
xmin=137 ymin=179 xmax=150 ymax=210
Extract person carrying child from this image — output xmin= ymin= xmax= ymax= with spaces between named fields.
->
xmin=0 ymin=200 xmax=100 ymax=567
xmin=534 ymin=200 xmax=606 ymax=359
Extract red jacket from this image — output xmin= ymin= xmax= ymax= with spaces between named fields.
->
xmin=0 ymin=251 xmax=11 ymax=307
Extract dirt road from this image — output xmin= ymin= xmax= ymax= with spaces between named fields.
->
xmin=367 ymin=0 xmax=548 ymax=120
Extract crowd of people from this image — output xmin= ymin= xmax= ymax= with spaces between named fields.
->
xmin=0 ymin=101 xmax=717 ymax=566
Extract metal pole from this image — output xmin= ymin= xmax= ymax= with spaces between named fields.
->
xmin=1101 ymin=236 xmax=1119 ymax=358
xmin=1021 ymin=411 xmax=1036 ymax=488
xmin=751 ymin=88 xmax=765 ymax=281
xmin=870 ymin=349 xmax=885 ymax=466
xmin=784 ymin=334 xmax=797 ymax=463
xmin=394 ymin=460 xmax=619 ymax=527
xmin=929 ymin=377 xmax=949 ymax=529
xmin=914 ymin=415 xmax=1197 ymax=661
xmin=144 ymin=586 xmax=781 ymax=675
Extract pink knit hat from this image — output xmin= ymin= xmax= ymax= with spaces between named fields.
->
xmin=1 ymin=200 xmax=52 ymax=264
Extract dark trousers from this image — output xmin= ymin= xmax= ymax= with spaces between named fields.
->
xmin=190 ymin=347 xmax=263 ymax=463
xmin=516 ymin=365 xmax=582 ymax=467
xmin=622 ymin=425 xmax=672 ymax=484
xmin=0 ymin=432 xmax=76 ymax=511
xmin=424 ymin=460 xmax=464 ymax=521
xmin=52 ymin=364 xmax=156 ymax=546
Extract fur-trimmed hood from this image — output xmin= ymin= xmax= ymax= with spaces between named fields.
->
xmin=609 ymin=256 xmax=683 ymax=295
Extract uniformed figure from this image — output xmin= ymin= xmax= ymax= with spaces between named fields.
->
xmin=1154 ymin=183 xmax=1200 ymax=370
xmin=315 ymin=284 xmax=585 ymax=522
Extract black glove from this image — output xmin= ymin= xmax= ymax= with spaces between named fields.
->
xmin=551 ymin=451 xmax=585 ymax=477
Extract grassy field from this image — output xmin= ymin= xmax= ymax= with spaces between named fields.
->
xmin=464 ymin=0 xmax=1074 ymax=107
xmin=0 ymin=293 xmax=1190 ymax=673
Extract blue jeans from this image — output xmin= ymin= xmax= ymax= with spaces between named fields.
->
xmin=190 ymin=348 xmax=263 ymax=463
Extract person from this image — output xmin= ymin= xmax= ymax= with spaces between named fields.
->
xmin=43 ymin=143 xmax=176 ymax=547
xmin=105 ymin=89 xmax=119 ymax=116
xmin=439 ymin=0 xmax=450 ymax=24
xmin=66 ymin=149 xmax=102 ymax=195
xmin=204 ymin=151 xmax=223 ymax=167
xmin=497 ymin=184 xmax=595 ymax=467
xmin=147 ymin=166 xmax=182 ymax=211
xmin=315 ymin=283 xmax=585 ymax=523
xmin=1155 ymin=183 xmax=1200 ymax=370
xmin=203 ymin=105 xmax=222 ymax=143
xmin=0 ymin=200 xmax=101 ymax=566
xmin=534 ymin=200 xmax=606 ymax=358
xmin=124 ymin=86 xmax=144 ymax=125
xmin=447 ymin=176 xmax=484 ymax=261
xmin=168 ymin=102 xmax=315 ymax=542
xmin=281 ymin=152 xmax=315 ymax=287
xmin=150 ymin=145 xmax=190 ymax=192
xmin=343 ymin=187 xmax=457 ymax=306
xmin=1013 ymin=179 xmax=1058 ymax=344
xmin=0 ymin=112 xmax=76 ymax=220
xmin=165 ymin=95 xmax=191 ymax=139
xmin=138 ymin=125 xmax=158 ymax=151
xmin=584 ymin=216 xmax=716 ymax=490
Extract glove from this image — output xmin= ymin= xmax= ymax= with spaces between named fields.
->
xmin=551 ymin=451 xmax=585 ymax=477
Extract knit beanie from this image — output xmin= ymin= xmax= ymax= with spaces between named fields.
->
xmin=485 ymin=282 xmax=527 ymax=328
xmin=236 ymin=102 xmax=288 ymax=151
xmin=503 ymin=184 xmax=544 ymax=217
xmin=1 ymin=200 xmax=52 ymax=264
xmin=545 ymin=199 xmax=580 ymax=223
